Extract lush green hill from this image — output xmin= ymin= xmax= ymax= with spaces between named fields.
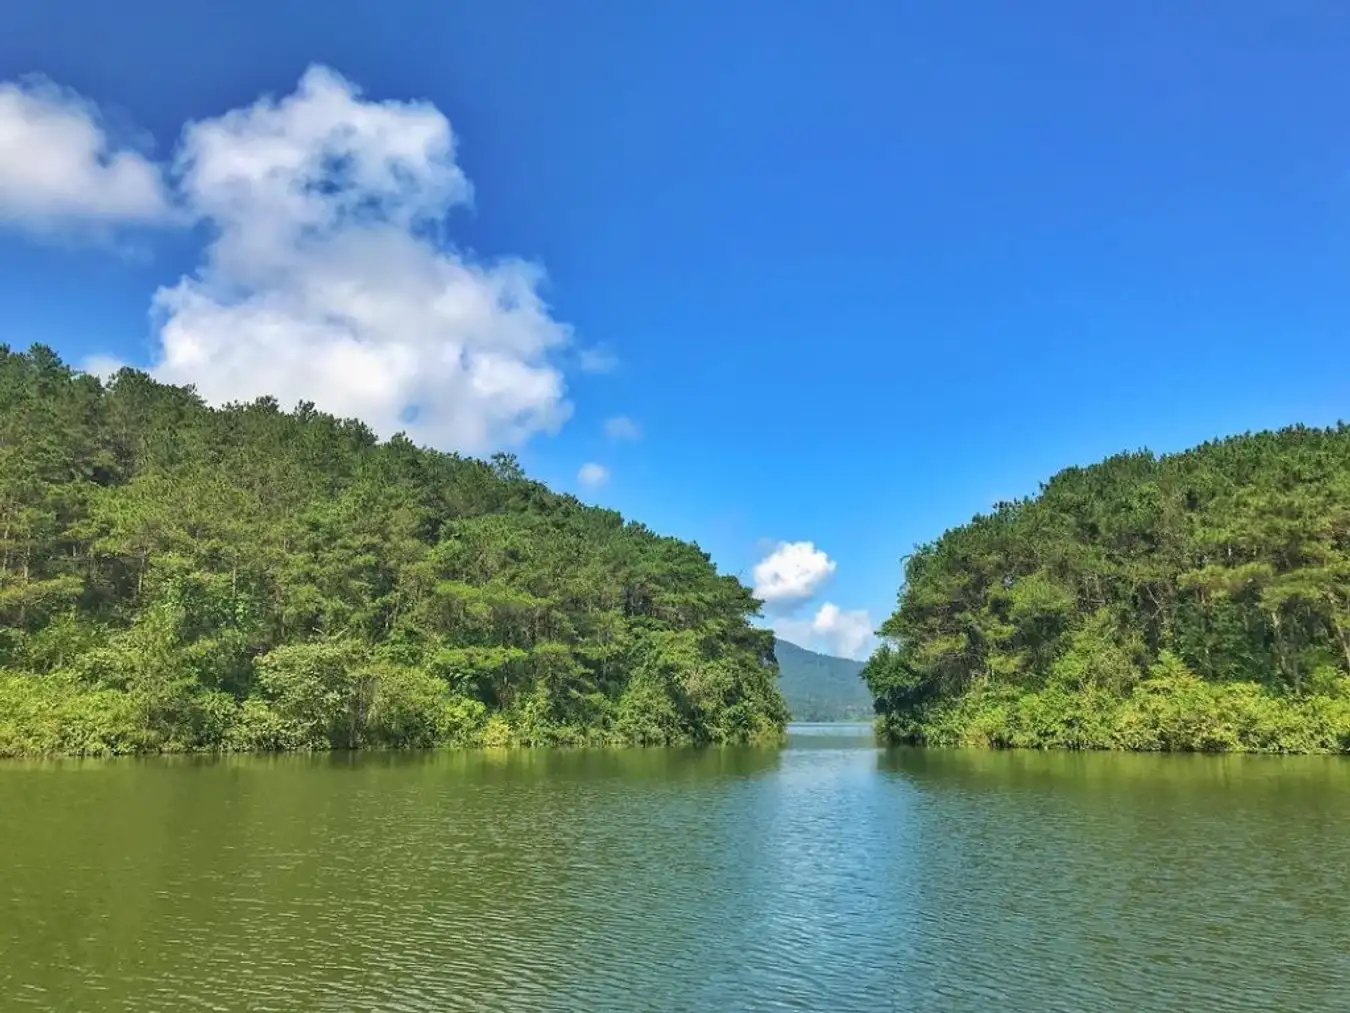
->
xmin=774 ymin=639 xmax=871 ymax=721
xmin=865 ymin=425 xmax=1350 ymax=753
xmin=0 ymin=345 xmax=787 ymax=756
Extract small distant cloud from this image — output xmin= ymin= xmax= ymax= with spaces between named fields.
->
xmin=81 ymin=354 xmax=128 ymax=383
xmin=752 ymin=540 xmax=836 ymax=608
xmin=577 ymin=462 xmax=609 ymax=488
xmin=604 ymin=415 xmax=641 ymax=442
xmin=578 ymin=346 xmax=619 ymax=373
xmin=773 ymin=602 xmax=876 ymax=661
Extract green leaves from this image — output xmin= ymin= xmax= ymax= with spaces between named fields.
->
xmin=872 ymin=423 xmax=1350 ymax=752
xmin=254 ymin=640 xmax=371 ymax=749
xmin=0 ymin=345 xmax=786 ymax=754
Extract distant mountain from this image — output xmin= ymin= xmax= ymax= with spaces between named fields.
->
xmin=774 ymin=639 xmax=873 ymax=722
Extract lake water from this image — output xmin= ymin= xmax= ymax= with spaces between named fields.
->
xmin=3 ymin=724 xmax=1348 ymax=1012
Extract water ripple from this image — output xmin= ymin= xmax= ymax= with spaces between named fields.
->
xmin=2 ymin=730 xmax=1348 ymax=1011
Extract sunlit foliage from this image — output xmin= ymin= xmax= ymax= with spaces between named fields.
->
xmin=866 ymin=428 xmax=1350 ymax=752
xmin=0 ymin=346 xmax=785 ymax=754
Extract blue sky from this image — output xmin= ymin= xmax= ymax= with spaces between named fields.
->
xmin=3 ymin=2 xmax=1350 ymax=657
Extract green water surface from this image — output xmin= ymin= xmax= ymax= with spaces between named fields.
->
xmin=2 ymin=725 xmax=1347 ymax=1011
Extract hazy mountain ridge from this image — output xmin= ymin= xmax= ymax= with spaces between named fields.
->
xmin=775 ymin=639 xmax=872 ymax=721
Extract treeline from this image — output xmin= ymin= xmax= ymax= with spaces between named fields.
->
xmin=0 ymin=346 xmax=786 ymax=756
xmin=864 ymin=426 xmax=1350 ymax=752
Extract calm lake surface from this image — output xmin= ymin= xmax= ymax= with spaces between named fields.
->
xmin=3 ymin=724 xmax=1349 ymax=1012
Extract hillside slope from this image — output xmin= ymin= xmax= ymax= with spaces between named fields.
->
xmin=775 ymin=639 xmax=871 ymax=721
xmin=0 ymin=346 xmax=787 ymax=755
xmin=865 ymin=425 xmax=1350 ymax=752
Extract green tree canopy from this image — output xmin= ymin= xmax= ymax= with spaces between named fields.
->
xmin=865 ymin=427 xmax=1350 ymax=752
xmin=0 ymin=346 xmax=786 ymax=755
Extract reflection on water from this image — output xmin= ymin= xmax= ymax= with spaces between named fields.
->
xmin=877 ymin=747 xmax=1350 ymax=1011
xmin=784 ymin=720 xmax=875 ymax=747
xmin=2 ymin=729 xmax=1347 ymax=1011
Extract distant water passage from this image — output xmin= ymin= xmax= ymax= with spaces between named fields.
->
xmin=3 ymin=725 xmax=1349 ymax=1012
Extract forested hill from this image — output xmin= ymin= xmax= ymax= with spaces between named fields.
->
xmin=864 ymin=425 xmax=1350 ymax=753
xmin=0 ymin=346 xmax=786 ymax=756
xmin=773 ymin=640 xmax=870 ymax=721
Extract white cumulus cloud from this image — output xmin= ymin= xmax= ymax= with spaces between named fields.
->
xmin=0 ymin=77 xmax=172 ymax=231
xmin=577 ymin=462 xmax=609 ymax=488
xmin=21 ymin=65 xmax=570 ymax=453
xmin=774 ymin=602 xmax=876 ymax=661
xmin=752 ymin=540 xmax=836 ymax=607
xmin=603 ymin=415 xmax=641 ymax=442
xmin=144 ymin=65 xmax=572 ymax=453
